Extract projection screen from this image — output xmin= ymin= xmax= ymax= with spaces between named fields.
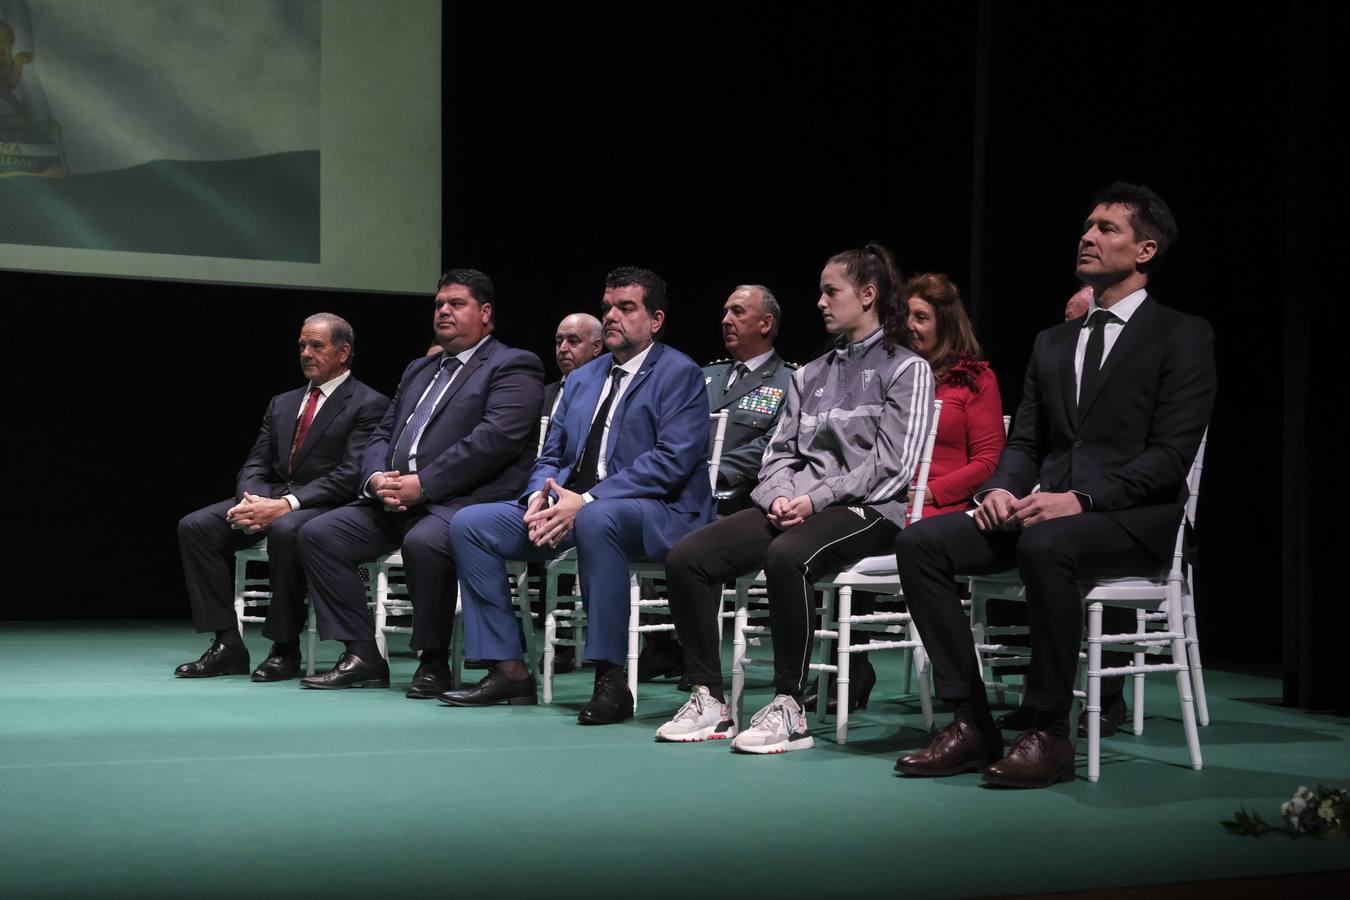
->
xmin=0 ymin=0 xmax=440 ymax=294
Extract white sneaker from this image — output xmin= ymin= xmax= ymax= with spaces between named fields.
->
xmin=655 ymin=685 xmax=734 ymax=743
xmin=730 ymin=694 xmax=814 ymax=754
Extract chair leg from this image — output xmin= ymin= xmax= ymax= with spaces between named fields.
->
xmin=1166 ymin=584 xmax=1203 ymax=771
xmin=916 ymin=643 xmax=934 ymax=732
xmin=627 ymin=573 xmax=641 ymax=712
xmin=731 ymin=597 xmax=748 ymax=735
xmin=1086 ymin=602 xmax=1103 ymax=783
xmin=1181 ymin=582 xmax=1209 ymax=726
xmin=835 ymin=586 xmax=853 ymax=745
xmin=542 ymin=611 xmax=556 ymax=704
xmin=374 ymin=566 xmax=390 ymax=661
xmin=1132 ymin=608 xmax=1146 ymax=736
xmin=305 ymin=601 xmax=317 ymax=677
xmin=514 ymin=570 xmax=537 ymax=675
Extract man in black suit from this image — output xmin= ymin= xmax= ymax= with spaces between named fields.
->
xmin=297 ymin=269 xmax=545 ymax=694
xmin=544 ymin=312 xmax=603 ymax=423
xmin=894 ymin=182 xmax=1217 ymax=788
xmin=175 ymin=313 xmax=389 ymax=681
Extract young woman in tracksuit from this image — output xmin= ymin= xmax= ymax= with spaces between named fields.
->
xmin=656 ymin=243 xmax=935 ymax=753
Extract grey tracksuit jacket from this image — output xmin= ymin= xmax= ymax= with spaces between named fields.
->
xmin=751 ymin=328 xmax=934 ymax=526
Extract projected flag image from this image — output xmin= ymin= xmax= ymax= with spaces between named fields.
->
xmin=0 ymin=0 xmax=319 ymax=262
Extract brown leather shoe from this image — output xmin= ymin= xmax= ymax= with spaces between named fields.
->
xmin=895 ymin=720 xmax=1003 ymax=777
xmin=981 ymin=729 xmax=1076 ymax=788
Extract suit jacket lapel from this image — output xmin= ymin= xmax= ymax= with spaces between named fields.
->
xmin=605 ymin=343 xmax=663 ymax=468
xmin=1058 ymin=324 xmax=1081 ymax=430
xmin=716 ymin=353 xmax=779 ymax=411
xmin=1077 ymin=297 xmax=1158 ymax=422
xmin=569 ymin=357 xmax=610 ymax=469
xmin=289 ymin=377 xmax=353 ymax=474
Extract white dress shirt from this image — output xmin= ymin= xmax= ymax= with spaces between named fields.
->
xmin=725 ymin=348 xmax=775 ymax=389
xmin=589 ymin=341 xmax=655 ymax=483
xmin=404 ymin=334 xmax=489 ymax=472
xmin=284 ymin=369 xmax=352 ymax=510
xmin=1073 ymin=289 xmax=1148 ymax=403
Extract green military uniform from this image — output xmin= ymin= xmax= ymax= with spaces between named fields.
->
xmin=703 ymin=352 xmax=796 ymax=515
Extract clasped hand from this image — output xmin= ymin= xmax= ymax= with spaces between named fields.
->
xmin=766 ymin=495 xmax=814 ymax=530
xmin=523 ymin=478 xmax=584 ymax=548
xmin=225 ymin=492 xmax=290 ymax=533
xmin=370 ymin=471 xmax=425 ymax=512
xmin=973 ymin=490 xmax=1083 ymax=532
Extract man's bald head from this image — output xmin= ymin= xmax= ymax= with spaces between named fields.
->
xmin=721 ymin=284 xmax=779 ymax=361
xmin=554 ymin=313 xmax=603 ymax=375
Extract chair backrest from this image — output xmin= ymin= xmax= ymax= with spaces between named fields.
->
xmin=905 ymin=399 xmax=944 ymax=525
xmin=536 ymin=415 xmax=550 ymax=457
xmin=707 ymin=410 xmax=730 ymax=490
xmin=1167 ymin=427 xmax=1210 ymax=576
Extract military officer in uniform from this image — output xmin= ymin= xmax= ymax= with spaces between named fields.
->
xmin=639 ymin=283 xmax=794 ymax=682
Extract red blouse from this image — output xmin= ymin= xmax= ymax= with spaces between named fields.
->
xmin=911 ymin=359 xmax=1005 ymax=521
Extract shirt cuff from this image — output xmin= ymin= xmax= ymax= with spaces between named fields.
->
xmin=581 ymin=492 xmax=595 ymax=504
xmin=283 ymin=494 xmax=301 ymax=511
xmin=974 ymin=488 xmax=1016 ymax=505
xmin=363 ymin=474 xmax=380 ymax=499
xmin=1070 ymin=490 xmax=1093 ymax=512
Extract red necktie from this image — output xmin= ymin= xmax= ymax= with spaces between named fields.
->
xmin=289 ymin=387 xmax=322 ymax=471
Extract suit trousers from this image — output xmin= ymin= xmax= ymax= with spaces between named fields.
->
xmin=450 ymin=498 xmax=663 ymax=666
xmin=664 ymin=506 xmax=899 ymax=697
xmin=895 ymin=509 xmax=1160 ymax=714
xmin=298 ymin=503 xmax=461 ymax=650
xmin=178 ymin=499 xmax=327 ymax=641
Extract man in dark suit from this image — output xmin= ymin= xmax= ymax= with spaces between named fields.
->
xmin=894 ymin=182 xmax=1217 ymax=788
xmin=544 ymin=312 xmax=603 ymax=424
xmin=445 ymin=267 xmax=715 ymax=723
xmin=175 ymin=314 xmax=389 ymax=681
xmin=297 ymin=269 xmax=545 ymax=694
xmin=639 ymin=283 xmax=795 ymax=683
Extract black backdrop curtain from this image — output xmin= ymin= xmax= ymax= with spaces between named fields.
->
xmin=1280 ymin=1 xmax=1345 ymax=714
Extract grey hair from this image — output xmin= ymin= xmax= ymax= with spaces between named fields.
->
xmin=736 ymin=284 xmax=781 ymax=341
xmin=303 ymin=312 xmax=355 ymax=363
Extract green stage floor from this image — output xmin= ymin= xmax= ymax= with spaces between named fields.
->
xmin=1 ymin=621 xmax=1347 ymax=899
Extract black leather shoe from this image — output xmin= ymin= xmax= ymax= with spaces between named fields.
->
xmin=175 ymin=640 xmax=250 ymax=678
xmin=636 ymin=645 xmax=684 ymax=682
xmin=539 ymin=645 xmax=576 ymax=675
xmin=300 ymin=652 xmax=390 ymax=690
xmin=981 ymin=729 xmax=1076 ymax=788
xmin=895 ymin=720 xmax=1004 ymax=777
xmin=578 ymin=669 xmax=634 ymax=725
xmin=1079 ymin=694 xmax=1129 ymax=738
xmin=439 ymin=668 xmax=537 ymax=706
xmin=405 ymin=657 xmax=452 ymax=699
xmin=250 ymin=644 xmax=302 ymax=682
xmin=804 ymin=656 xmax=877 ymax=713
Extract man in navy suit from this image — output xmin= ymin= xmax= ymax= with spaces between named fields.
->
xmin=297 ymin=269 xmax=545 ymax=693
xmin=175 ymin=313 xmax=389 ymax=681
xmin=894 ymin=183 xmax=1217 ymax=787
xmin=446 ymin=267 xmax=715 ymax=722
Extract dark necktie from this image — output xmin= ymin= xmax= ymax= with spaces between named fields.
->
xmin=288 ymin=387 xmax=322 ymax=471
xmin=723 ymin=363 xmax=749 ymax=399
xmin=1079 ymin=309 xmax=1118 ymax=407
xmin=570 ymin=367 xmax=628 ymax=493
xmin=390 ymin=356 xmax=462 ymax=472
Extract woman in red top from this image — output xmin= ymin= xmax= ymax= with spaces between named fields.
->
xmin=902 ymin=273 xmax=1006 ymax=520
xmin=809 ymin=273 xmax=1005 ymax=714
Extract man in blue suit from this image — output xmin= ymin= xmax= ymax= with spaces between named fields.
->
xmin=297 ymin=269 xmax=545 ymax=693
xmin=446 ymin=267 xmax=714 ymax=723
